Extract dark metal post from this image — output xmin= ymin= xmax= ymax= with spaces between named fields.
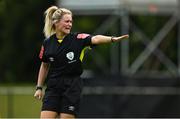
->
xmin=178 ymin=0 xmax=180 ymax=77
xmin=120 ymin=8 xmax=129 ymax=74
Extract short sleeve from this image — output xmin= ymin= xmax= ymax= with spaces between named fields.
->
xmin=39 ymin=40 xmax=48 ymax=62
xmin=76 ymin=33 xmax=93 ymax=47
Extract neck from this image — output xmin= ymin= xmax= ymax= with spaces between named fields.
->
xmin=56 ymin=32 xmax=65 ymax=40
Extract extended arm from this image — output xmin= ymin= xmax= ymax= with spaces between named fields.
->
xmin=91 ymin=34 xmax=129 ymax=44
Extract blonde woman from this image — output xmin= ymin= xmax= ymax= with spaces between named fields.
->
xmin=34 ymin=5 xmax=129 ymax=118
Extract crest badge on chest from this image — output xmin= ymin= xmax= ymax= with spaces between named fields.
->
xmin=66 ymin=52 xmax=74 ymax=61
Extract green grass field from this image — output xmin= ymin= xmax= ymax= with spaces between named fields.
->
xmin=0 ymin=86 xmax=42 ymax=118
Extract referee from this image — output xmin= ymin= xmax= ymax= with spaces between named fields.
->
xmin=34 ymin=5 xmax=129 ymax=118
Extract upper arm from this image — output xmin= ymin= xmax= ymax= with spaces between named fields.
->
xmin=39 ymin=40 xmax=49 ymax=62
xmin=76 ymin=33 xmax=93 ymax=47
xmin=41 ymin=62 xmax=50 ymax=70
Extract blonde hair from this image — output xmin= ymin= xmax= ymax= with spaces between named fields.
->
xmin=43 ymin=6 xmax=72 ymax=38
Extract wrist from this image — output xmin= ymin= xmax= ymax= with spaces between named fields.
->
xmin=111 ymin=36 xmax=115 ymax=42
xmin=36 ymin=86 xmax=43 ymax=91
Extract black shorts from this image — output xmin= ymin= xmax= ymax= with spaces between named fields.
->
xmin=41 ymin=76 xmax=83 ymax=116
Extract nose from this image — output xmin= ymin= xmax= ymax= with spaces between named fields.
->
xmin=68 ymin=22 xmax=72 ymax=27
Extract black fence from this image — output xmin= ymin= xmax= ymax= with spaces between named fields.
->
xmin=78 ymin=76 xmax=180 ymax=118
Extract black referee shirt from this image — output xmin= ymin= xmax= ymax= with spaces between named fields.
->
xmin=39 ymin=32 xmax=93 ymax=78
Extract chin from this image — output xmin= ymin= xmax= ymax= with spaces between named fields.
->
xmin=65 ymin=31 xmax=70 ymax=34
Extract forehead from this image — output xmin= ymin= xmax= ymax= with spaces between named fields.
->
xmin=61 ymin=14 xmax=72 ymax=20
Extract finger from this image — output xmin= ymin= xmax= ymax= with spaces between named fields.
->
xmin=124 ymin=35 xmax=129 ymax=38
xmin=122 ymin=35 xmax=129 ymax=38
xmin=34 ymin=94 xmax=40 ymax=100
xmin=119 ymin=35 xmax=129 ymax=39
xmin=38 ymin=95 xmax=41 ymax=100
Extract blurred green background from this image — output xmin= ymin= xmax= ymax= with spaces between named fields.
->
xmin=0 ymin=86 xmax=41 ymax=117
xmin=0 ymin=0 xmax=56 ymax=117
xmin=0 ymin=0 xmax=179 ymax=118
xmin=0 ymin=87 xmax=41 ymax=118
xmin=0 ymin=0 xmax=176 ymax=83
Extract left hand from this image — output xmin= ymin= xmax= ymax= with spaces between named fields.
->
xmin=112 ymin=34 xmax=129 ymax=42
xmin=34 ymin=90 xmax=43 ymax=100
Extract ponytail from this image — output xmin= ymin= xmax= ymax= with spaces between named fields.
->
xmin=43 ymin=6 xmax=58 ymax=38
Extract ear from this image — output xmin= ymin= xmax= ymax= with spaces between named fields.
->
xmin=54 ymin=21 xmax=58 ymax=27
xmin=53 ymin=20 xmax=58 ymax=26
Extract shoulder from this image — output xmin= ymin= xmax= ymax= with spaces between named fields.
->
xmin=44 ymin=34 xmax=55 ymax=43
xmin=70 ymin=32 xmax=91 ymax=40
xmin=41 ymin=34 xmax=56 ymax=48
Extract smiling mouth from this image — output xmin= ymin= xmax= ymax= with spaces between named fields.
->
xmin=66 ymin=29 xmax=71 ymax=31
xmin=65 ymin=27 xmax=71 ymax=29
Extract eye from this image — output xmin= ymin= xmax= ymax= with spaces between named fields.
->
xmin=67 ymin=20 xmax=72 ymax=23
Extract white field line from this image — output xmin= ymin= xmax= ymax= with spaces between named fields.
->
xmin=0 ymin=86 xmax=180 ymax=95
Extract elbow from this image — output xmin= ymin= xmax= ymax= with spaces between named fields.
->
xmin=91 ymin=35 xmax=101 ymax=44
xmin=42 ymin=62 xmax=50 ymax=69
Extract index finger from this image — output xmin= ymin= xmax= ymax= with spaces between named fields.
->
xmin=118 ymin=34 xmax=129 ymax=39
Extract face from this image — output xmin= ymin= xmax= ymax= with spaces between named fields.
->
xmin=55 ymin=14 xmax=72 ymax=35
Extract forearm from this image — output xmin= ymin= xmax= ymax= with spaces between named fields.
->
xmin=91 ymin=35 xmax=112 ymax=44
xmin=37 ymin=62 xmax=50 ymax=87
xmin=91 ymin=34 xmax=129 ymax=45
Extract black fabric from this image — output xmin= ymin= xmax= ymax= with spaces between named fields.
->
xmin=42 ymin=76 xmax=83 ymax=115
xmin=39 ymin=32 xmax=92 ymax=78
xmin=39 ymin=32 xmax=93 ymax=115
